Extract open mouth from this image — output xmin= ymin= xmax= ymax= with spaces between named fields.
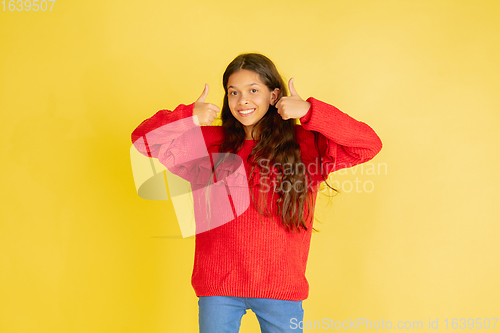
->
xmin=238 ymin=108 xmax=256 ymax=117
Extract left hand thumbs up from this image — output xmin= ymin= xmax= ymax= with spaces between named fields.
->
xmin=288 ymin=77 xmax=300 ymax=97
xmin=275 ymin=78 xmax=311 ymax=120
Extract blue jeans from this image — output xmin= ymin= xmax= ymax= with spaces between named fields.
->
xmin=198 ymin=296 xmax=304 ymax=333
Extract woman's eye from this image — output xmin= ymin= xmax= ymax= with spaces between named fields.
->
xmin=229 ymin=91 xmax=237 ymax=96
xmin=251 ymin=89 xmax=257 ymax=93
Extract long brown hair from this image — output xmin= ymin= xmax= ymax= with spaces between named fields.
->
xmin=215 ymin=53 xmax=335 ymax=232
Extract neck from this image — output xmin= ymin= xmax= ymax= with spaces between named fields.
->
xmin=244 ymin=126 xmax=257 ymax=140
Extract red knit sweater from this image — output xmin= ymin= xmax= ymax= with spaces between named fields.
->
xmin=131 ymin=97 xmax=382 ymax=301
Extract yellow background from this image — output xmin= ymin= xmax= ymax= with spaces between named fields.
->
xmin=1 ymin=0 xmax=499 ymax=332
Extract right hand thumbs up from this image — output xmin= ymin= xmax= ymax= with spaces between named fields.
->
xmin=193 ymin=84 xmax=220 ymax=126
xmin=196 ymin=84 xmax=209 ymax=103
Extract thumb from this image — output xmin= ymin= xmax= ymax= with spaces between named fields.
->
xmin=288 ymin=78 xmax=299 ymax=97
xmin=196 ymin=84 xmax=209 ymax=103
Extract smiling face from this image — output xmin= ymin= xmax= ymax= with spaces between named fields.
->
xmin=227 ymin=69 xmax=280 ymax=140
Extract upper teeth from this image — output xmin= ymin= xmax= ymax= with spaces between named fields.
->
xmin=239 ymin=109 xmax=255 ymax=114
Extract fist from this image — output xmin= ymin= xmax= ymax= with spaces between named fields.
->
xmin=193 ymin=84 xmax=220 ymax=126
xmin=275 ymin=78 xmax=311 ymax=120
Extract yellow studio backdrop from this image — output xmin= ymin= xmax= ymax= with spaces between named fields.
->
xmin=1 ymin=0 xmax=499 ymax=332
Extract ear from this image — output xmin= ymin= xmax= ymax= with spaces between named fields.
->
xmin=270 ymin=88 xmax=280 ymax=105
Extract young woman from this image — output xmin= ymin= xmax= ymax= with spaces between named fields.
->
xmin=131 ymin=53 xmax=382 ymax=333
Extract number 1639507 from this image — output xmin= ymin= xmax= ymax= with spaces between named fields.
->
xmin=2 ymin=0 xmax=55 ymax=11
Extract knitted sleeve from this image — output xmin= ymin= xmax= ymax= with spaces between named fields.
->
xmin=299 ymin=97 xmax=383 ymax=175
xmin=130 ymin=103 xmax=224 ymax=186
xmin=131 ymin=103 xmax=196 ymax=158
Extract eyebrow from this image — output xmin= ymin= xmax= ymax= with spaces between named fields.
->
xmin=227 ymin=82 xmax=260 ymax=90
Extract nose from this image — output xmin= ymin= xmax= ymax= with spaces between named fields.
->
xmin=237 ymin=91 xmax=249 ymax=105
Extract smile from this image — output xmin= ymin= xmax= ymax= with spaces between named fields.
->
xmin=238 ymin=108 xmax=256 ymax=116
